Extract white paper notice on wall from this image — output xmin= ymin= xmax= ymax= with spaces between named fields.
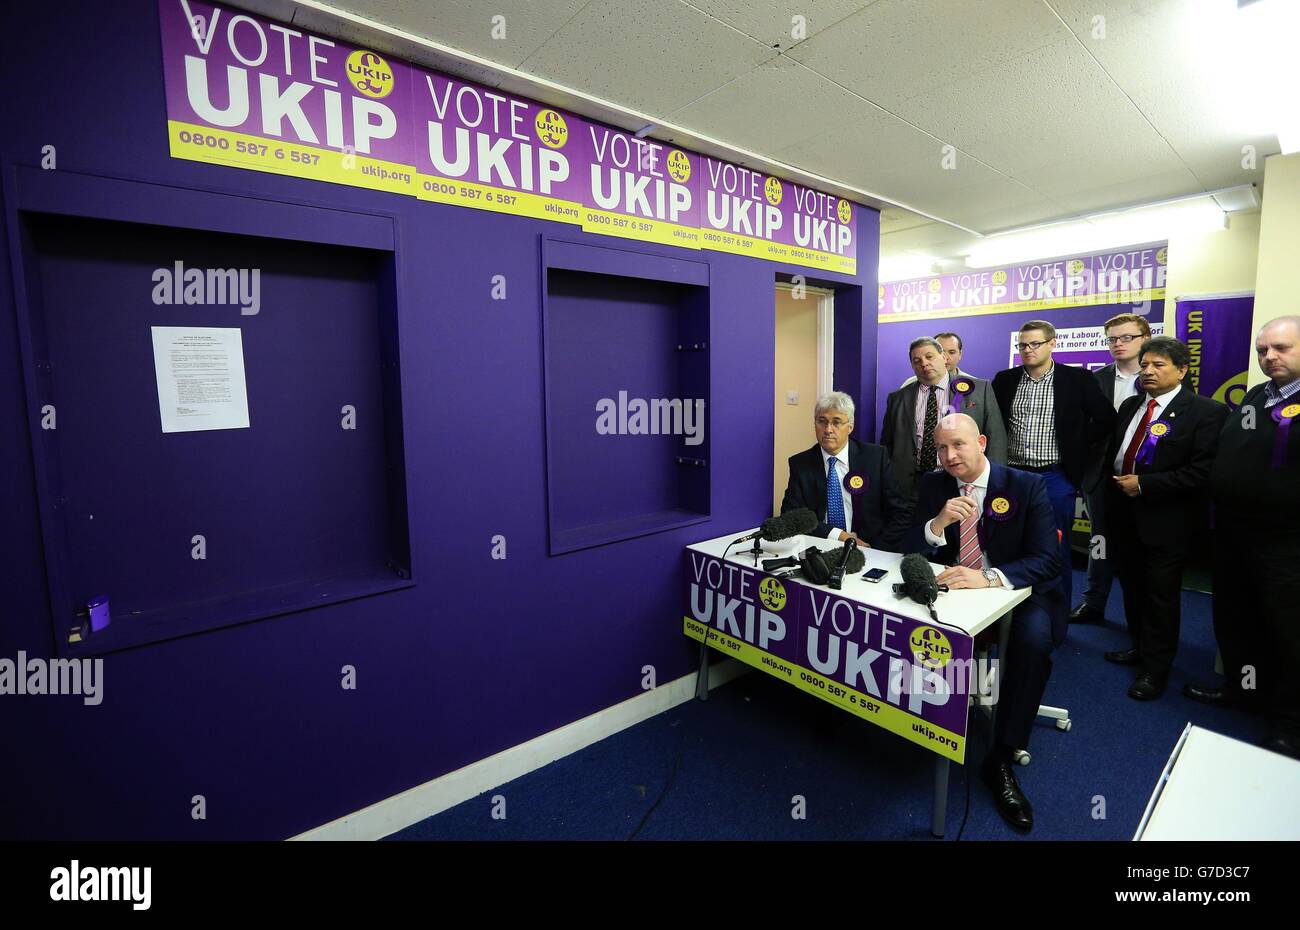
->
xmin=151 ymin=326 xmax=251 ymax=433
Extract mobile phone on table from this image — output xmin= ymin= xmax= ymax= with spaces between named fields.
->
xmin=861 ymin=568 xmax=888 ymax=583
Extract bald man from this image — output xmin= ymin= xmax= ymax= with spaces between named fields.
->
xmin=1188 ymin=315 xmax=1300 ymax=760
xmin=904 ymin=414 xmax=1065 ymax=832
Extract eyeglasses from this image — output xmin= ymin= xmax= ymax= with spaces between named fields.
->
xmin=1105 ymin=334 xmax=1142 ymax=345
xmin=1016 ymin=340 xmax=1052 ymax=351
xmin=816 ymin=418 xmax=850 ymax=429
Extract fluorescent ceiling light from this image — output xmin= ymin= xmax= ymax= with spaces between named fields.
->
xmin=879 ymin=254 xmax=938 ymax=282
xmin=1216 ymin=0 xmax=1300 ymax=153
xmin=966 ymin=197 xmax=1225 ymax=269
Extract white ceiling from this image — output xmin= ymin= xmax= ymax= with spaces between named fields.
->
xmin=242 ymin=0 xmax=1280 ymax=259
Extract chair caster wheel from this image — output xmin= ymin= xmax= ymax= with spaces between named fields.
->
xmin=1012 ymin=750 xmax=1031 ymax=766
xmin=1056 ymin=718 xmax=1072 ymax=731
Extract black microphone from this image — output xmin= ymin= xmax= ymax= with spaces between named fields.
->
xmin=825 ymin=544 xmax=867 ymax=575
xmin=897 ymin=553 xmax=941 ymax=611
xmin=732 ymin=508 xmax=818 ymax=546
xmin=827 ymin=539 xmax=857 ymax=590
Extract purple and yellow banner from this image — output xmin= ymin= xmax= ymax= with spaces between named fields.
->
xmin=683 ymin=550 xmax=974 ymax=762
xmin=1175 ymin=295 xmax=1254 ymax=410
xmin=157 ymin=0 xmax=859 ymax=273
xmin=413 ymin=71 xmax=587 ymax=224
xmin=159 ymin=0 xmax=417 ymax=194
xmin=700 ymin=159 xmax=857 ymax=274
xmin=582 ymin=125 xmax=700 ymax=249
xmin=881 ymin=243 xmax=1168 ymax=323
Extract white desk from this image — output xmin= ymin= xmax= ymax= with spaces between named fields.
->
xmin=1136 ymin=724 xmax=1300 ymax=840
xmin=687 ymin=529 xmax=1031 ymax=837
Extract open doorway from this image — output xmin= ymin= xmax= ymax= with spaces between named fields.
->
xmin=773 ymin=280 xmax=834 ymax=515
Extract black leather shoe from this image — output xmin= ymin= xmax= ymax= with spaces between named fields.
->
xmin=981 ymin=755 xmax=1034 ymax=832
xmin=1262 ymin=735 xmax=1300 ymax=760
xmin=1182 ymin=682 xmax=1256 ymax=711
xmin=1128 ymin=673 xmax=1167 ymax=700
xmin=1069 ymin=603 xmax=1106 ymax=623
xmin=1104 ymin=648 xmax=1141 ymax=666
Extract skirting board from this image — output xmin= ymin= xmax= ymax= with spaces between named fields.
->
xmin=290 ymin=657 xmax=750 ymax=840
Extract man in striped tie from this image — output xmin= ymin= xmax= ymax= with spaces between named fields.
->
xmin=905 ymin=413 xmax=1065 ymax=832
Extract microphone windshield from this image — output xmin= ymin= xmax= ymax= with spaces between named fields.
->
xmin=824 ymin=545 xmax=866 ymax=575
xmin=761 ymin=508 xmax=818 ymax=541
xmin=899 ymin=553 xmax=939 ymax=605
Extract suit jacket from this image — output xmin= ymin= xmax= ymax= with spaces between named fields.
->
xmin=903 ymin=462 xmax=1067 ymax=646
xmin=1102 ymin=388 xmax=1228 ymax=549
xmin=880 ymin=376 xmax=1007 ymax=500
xmin=780 ymin=438 xmax=911 ymax=550
xmin=992 ymin=361 xmax=1115 ymax=490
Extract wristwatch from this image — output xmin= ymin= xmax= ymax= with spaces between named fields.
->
xmin=981 ymin=569 xmax=1000 ymax=588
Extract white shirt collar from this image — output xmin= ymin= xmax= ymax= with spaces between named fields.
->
xmin=820 ymin=443 xmax=850 ymax=471
xmin=1144 ymin=383 xmax=1182 ymax=410
xmin=960 ymin=459 xmax=993 ymax=491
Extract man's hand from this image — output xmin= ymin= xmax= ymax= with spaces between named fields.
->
xmin=837 ymin=531 xmax=869 ymax=548
xmin=1112 ymin=474 xmax=1141 ymax=498
xmin=936 ymin=565 xmax=990 ymax=589
xmin=932 ymin=495 xmax=978 ymax=533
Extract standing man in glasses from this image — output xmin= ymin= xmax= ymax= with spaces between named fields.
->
xmin=1072 ymin=313 xmax=1152 ymax=624
xmin=993 ymin=320 xmax=1115 ymax=611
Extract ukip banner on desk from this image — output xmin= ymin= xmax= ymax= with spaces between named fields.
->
xmin=880 ymin=243 xmax=1167 ymax=323
xmin=159 ymin=0 xmax=418 ymax=195
xmin=700 ymin=159 xmax=858 ymax=275
xmin=683 ymin=550 xmax=975 ymax=763
xmin=1176 ymin=295 xmax=1254 ymax=411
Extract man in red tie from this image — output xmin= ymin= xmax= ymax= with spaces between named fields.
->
xmin=1102 ymin=337 xmax=1228 ymax=700
xmin=905 ymin=413 xmax=1064 ymax=832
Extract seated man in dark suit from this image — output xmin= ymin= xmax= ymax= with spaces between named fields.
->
xmin=780 ymin=391 xmax=911 ymax=551
xmin=1102 ymin=336 xmax=1228 ymax=700
xmin=904 ymin=413 xmax=1065 ymax=832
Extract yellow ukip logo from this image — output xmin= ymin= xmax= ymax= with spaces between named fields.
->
xmin=837 ymin=199 xmax=852 ymax=224
xmin=759 ymin=577 xmax=787 ymax=612
xmin=535 ymin=110 xmax=569 ymax=149
xmin=910 ymin=626 xmax=952 ymax=668
xmin=345 ymin=50 xmax=395 ymax=99
xmin=990 ymin=496 xmax=1011 ymax=515
xmin=667 ymin=149 xmax=692 ymax=183
xmin=848 ymin=475 xmax=864 ymax=490
xmin=1150 ymin=422 xmax=1169 ymax=437
xmin=765 ymin=176 xmax=783 ymax=205
xmin=1282 ymin=403 xmax=1300 ymax=419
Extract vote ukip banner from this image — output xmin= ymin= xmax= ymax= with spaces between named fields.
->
xmin=683 ymin=549 xmax=977 ymax=763
xmin=881 ymin=243 xmax=1168 ymax=323
xmin=158 ymin=0 xmax=859 ymax=274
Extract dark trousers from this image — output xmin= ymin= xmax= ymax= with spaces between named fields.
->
xmin=1213 ymin=521 xmax=1300 ymax=738
xmin=1081 ymin=486 xmax=1114 ymax=610
xmin=1109 ymin=497 xmax=1186 ymax=678
xmin=995 ymin=601 xmax=1056 ymax=752
xmin=1038 ymin=467 xmax=1077 ymax=609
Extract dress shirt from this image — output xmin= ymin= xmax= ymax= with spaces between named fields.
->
xmin=1264 ymin=376 xmax=1300 ymax=409
xmin=923 ymin=460 xmax=1011 ymax=588
xmin=1112 ymin=384 xmax=1182 ymax=476
xmin=914 ymin=373 xmax=951 ymax=465
xmin=1112 ymin=367 xmax=1139 ymax=409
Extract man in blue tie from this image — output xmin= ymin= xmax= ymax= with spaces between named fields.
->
xmin=779 ymin=392 xmax=911 ymax=551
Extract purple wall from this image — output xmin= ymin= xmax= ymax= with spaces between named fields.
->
xmin=0 ymin=1 xmax=879 ymax=839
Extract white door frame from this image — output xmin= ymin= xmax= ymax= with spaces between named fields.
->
xmin=775 ymin=281 xmax=835 ymax=397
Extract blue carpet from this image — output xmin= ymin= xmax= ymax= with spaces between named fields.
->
xmin=387 ymin=568 xmax=1269 ymax=840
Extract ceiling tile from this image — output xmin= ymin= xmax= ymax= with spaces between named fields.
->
xmin=787 ymin=0 xmax=1069 ymax=110
xmin=681 ymin=0 xmax=872 ymax=50
xmin=518 ymin=0 xmax=775 ymax=114
xmin=670 ymin=56 xmax=876 ymax=155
